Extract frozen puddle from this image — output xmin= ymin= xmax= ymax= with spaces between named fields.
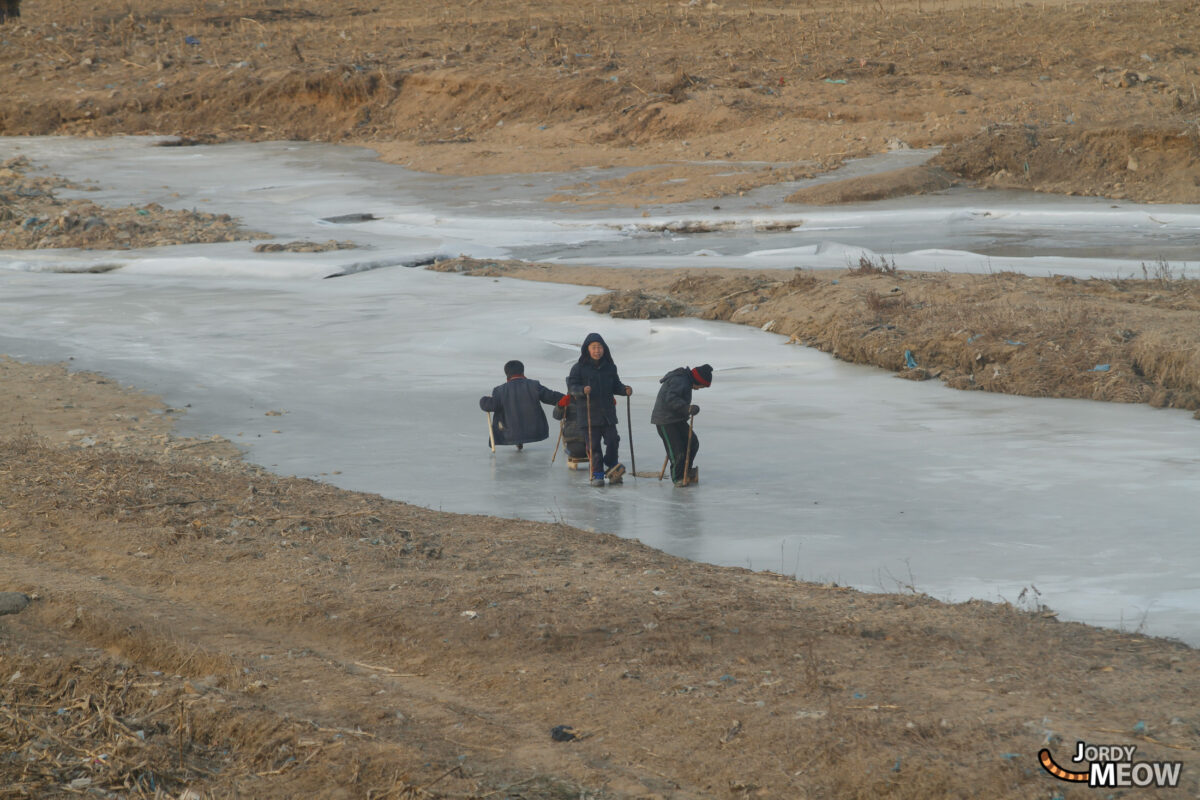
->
xmin=2 ymin=136 xmax=1199 ymax=645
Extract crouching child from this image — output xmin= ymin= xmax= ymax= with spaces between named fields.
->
xmin=480 ymin=360 xmax=569 ymax=450
xmin=651 ymin=363 xmax=712 ymax=486
xmin=552 ymin=398 xmax=589 ymax=462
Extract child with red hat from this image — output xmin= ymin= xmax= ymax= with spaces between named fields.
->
xmin=650 ymin=363 xmax=712 ymax=486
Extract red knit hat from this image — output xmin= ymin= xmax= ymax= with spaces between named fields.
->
xmin=690 ymin=364 xmax=713 ymax=387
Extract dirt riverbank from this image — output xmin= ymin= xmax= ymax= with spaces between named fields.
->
xmin=3 ymin=357 xmax=1200 ymax=799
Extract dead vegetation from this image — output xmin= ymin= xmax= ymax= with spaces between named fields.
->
xmin=2 ymin=651 xmax=240 ymax=799
xmin=582 ymin=289 xmax=692 ymax=319
xmin=253 ymin=240 xmax=357 ymax=253
xmin=0 ymin=631 xmax=473 ymax=800
xmin=0 ymin=156 xmax=268 ymax=252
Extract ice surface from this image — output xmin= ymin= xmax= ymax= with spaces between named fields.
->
xmin=2 ymin=136 xmax=1199 ymax=645
xmin=4 ymin=136 xmax=1200 ymax=278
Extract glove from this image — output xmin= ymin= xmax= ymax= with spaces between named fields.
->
xmin=557 ymin=395 xmax=571 ymax=407
xmin=689 ymin=405 xmax=700 ymax=416
xmin=625 ymin=386 xmax=633 ymax=396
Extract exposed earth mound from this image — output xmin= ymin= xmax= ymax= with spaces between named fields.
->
xmin=932 ymin=124 xmax=1200 ymax=204
xmin=0 ymin=156 xmax=267 ymax=253
xmin=1 ymin=0 xmax=1199 ymax=205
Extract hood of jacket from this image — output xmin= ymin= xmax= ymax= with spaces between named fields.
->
xmin=659 ymin=366 xmax=690 ymax=384
xmin=578 ymin=332 xmax=614 ymax=365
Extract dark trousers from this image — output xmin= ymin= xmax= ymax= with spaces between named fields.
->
xmin=657 ymin=422 xmax=698 ymax=482
xmin=585 ymin=425 xmax=620 ymax=472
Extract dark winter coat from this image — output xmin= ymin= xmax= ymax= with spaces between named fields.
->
xmin=553 ymin=402 xmax=589 ymax=458
xmin=650 ymin=367 xmax=695 ymax=425
xmin=479 ymin=376 xmax=565 ymax=445
xmin=566 ymin=332 xmax=628 ymax=428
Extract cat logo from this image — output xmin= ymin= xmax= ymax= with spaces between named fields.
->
xmin=1039 ymin=742 xmax=1183 ymax=788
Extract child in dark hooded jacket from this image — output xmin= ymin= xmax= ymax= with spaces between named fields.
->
xmin=650 ymin=363 xmax=712 ymax=486
xmin=566 ymin=332 xmax=631 ymax=486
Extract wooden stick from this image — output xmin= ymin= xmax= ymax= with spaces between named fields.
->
xmin=551 ymin=418 xmax=563 ymax=463
xmin=626 ymin=393 xmax=637 ymax=477
xmin=659 ymin=455 xmax=669 ymax=481
xmin=486 ymin=411 xmax=495 ymax=453
xmin=681 ymin=413 xmax=695 ymax=486
xmin=585 ymin=390 xmax=595 ymax=474
xmin=176 ymin=699 xmax=184 ymax=769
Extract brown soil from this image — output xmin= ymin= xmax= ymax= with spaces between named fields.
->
xmin=2 ymin=0 xmax=1199 ymax=206
xmin=3 ymin=357 xmax=1200 ymax=800
xmin=784 ymin=165 xmax=960 ymax=205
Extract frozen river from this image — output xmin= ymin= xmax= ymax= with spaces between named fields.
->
xmin=3 ymin=136 xmax=1199 ymax=645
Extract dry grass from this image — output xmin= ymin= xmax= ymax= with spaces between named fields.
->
xmin=849 ymin=254 xmax=898 ymax=276
xmin=0 ymin=636 xmax=467 ymax=800
xmin=0 ymin=641 xmax=295 ymax=800
xmin=0 ymin=436 xmax=429 ymax=549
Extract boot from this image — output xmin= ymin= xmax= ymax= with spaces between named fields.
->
xmin=688 ymin=466 xmax=699 ymax=484
xmin=605 ymin=463 xmax=626 ymax=485
xmin=590 ymin=471 xmax=606 ymax=487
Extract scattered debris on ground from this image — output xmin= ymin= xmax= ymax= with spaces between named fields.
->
xmin=253 ymin=239 xmax=357 ymax=253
